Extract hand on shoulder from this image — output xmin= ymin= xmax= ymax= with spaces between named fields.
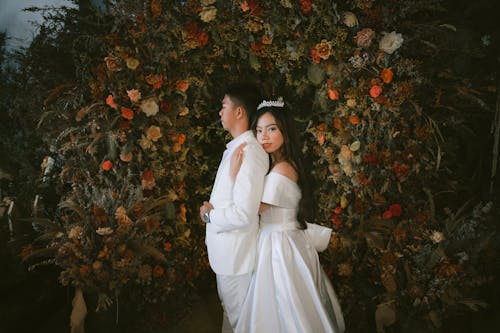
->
xmin=230 ymin=142 xmax=247 ymax=180
xmin=271 ymin=161 xmax=298 ymax=183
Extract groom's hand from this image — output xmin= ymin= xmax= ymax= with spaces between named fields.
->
xmin=199 ymin=201 xmax=214 ymax=222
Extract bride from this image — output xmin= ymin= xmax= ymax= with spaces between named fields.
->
xmin=231 ymin=99 xmax=345 ymax=333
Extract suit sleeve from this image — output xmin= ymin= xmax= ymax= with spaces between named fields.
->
xmin=208 ymin=144 xmax=268 ymax=232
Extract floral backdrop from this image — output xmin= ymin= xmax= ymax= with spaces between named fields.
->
xmin=1 ymin=0 xmax=498 ymax=332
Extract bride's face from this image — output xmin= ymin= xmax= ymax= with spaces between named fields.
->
xmin=255 ymin=112 xmax=284 ymax=154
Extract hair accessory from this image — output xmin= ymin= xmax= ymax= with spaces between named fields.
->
xmin=257 ymin=97 xmax=285 ymax=110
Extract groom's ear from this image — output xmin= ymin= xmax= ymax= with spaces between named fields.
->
xmin=235 ymin=106 xmax=245 ymax=119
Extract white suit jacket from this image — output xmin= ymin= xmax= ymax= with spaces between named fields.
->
xmin=206 ymin=130 xmax=269 ymax=275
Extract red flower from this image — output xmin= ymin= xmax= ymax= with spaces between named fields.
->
xmin=309 ymin=48 xmax=320 ymax=64
xmin=142 ymin=169 xmax=154 ymax=181
xmin=392 ymin=161 xmax=411 ymax=179
xmin=389 ymin=204 xmax=402 ymax=217
xmin=153 ymin=265 xmax=164 ymax=278
xmin=370 ymin=85 xmax=382 ymax=98
xmin=363 ymin=154 xmax=378 ymax=165
xmin=160 ymin=100 xmax=172 ymax=113
xmin=198 ymin=31 xmax=209 ymax=46
xmin=120 ymin=107 xmax=134 ymax=120
xmin=330 ymin=215 xmax=342 ymax=228
xmin=299 ymin=0 xmax=312 ymax=14
xmin=119 ymin=121 xmax=131 ymax=130
xmin=358 ymin=172 xmax=371 ymax=185
xmin=382 ymin=210 xmax=392 ymax=219
xmin=334 ymin=206 xmax=342 ymax=214
xmin=164 ymin=242 xmax=172 ymax=252
xmin=102 ymin=160 xmax=112 ymax=171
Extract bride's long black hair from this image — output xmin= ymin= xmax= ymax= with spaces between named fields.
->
xmin=251 ymin=103 xmax=314 ymax=229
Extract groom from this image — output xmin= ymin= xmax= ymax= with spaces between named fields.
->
xmin=199 ymin=82 xmax=268 ymax=332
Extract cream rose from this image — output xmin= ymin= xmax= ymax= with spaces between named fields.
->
xmin=199 ymin=6 xmax=217 ymax=23
xmin=140 ymin=98 xmax=159 ymax=117
xmin=379 ymin=31 xmax=404 ymax=54
xmin=343 ymin=12 xmax=358 ymax=28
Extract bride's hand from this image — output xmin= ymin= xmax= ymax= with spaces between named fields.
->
xmin=230 ymin=142 xmax=247 ymax=180
xmin=258 ymin=203 xmax=270 ymax=214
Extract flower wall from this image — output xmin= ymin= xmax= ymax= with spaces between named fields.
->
xmin=18 ymin=0 xmax=498 ymax=331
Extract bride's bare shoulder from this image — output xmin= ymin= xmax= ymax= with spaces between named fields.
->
xmin=271 ymin=161 xmax=298 ymax=183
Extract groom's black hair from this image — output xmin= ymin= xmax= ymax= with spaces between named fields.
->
xmin=224 ymin=82 xmax=263 ymax=125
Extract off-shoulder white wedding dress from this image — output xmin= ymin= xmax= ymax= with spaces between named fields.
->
xmin=235 ymin=172 xmax=345 ymax=333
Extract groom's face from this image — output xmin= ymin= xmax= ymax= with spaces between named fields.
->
xmin=219 ymin=95 xmax=239 ymax=133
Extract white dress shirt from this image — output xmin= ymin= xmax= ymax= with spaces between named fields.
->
xmin=205 ymin=130 xmax=269 ymax=275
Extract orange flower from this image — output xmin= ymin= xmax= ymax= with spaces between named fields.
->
xmin=176 ymin=80 xmax=189 ymax=92
xmin=121 ymin=107 xmax=134 ymax=120
xmin=145 ymin=74 xmax=163 ymax=89
xmin=370 ymin=85 xmax=382 ymax=98
xmin=153 ymin=265 xmax=164 ymax=278
xmin=349 ymin=115 xmax=360 ymax=125
xmin=106 ymin=94 xmax=118 ymax=109
xmin=241 ymin=1 xmax=250 ymax=11
xmin=333 ymin=118 xmax=344 ymax=131
xmin=328 ymin=88 xmax=340 ymax=100
xmin=146 ymin=125 xmax=162 ymax=142
xmin=381 ymin=68 xmax=393 ymax=84
xmin=318 ymin=134 xmax=325 ymax=146
xmin=315 ymin=40 xmax=332 ymax=60
xmin=261 ymin=35 xmax=272 ymax=45
xmin=164 ymin=242 xmax=172 ymax=252
xmin=102 ymin=160 xmax=113 ymax=171
xmin=251 ymin=41 xmax=265 ymax=55
xmin=177 ymin=133 xmax=186 ymax=145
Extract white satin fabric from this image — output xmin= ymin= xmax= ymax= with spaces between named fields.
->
xmin=235 ymin=172 xmax=345 ymax=333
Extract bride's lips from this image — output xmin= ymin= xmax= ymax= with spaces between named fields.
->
xmin=261 ymin=143 xmax=271 ymax=150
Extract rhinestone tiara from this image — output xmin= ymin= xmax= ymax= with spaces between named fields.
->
xmin=257 ymin=98 xmax=285 ymax=110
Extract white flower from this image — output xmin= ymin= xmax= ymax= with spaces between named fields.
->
xmin=343 ymin=12 xmax=358 ymax=28
xmin=379 ymin=31 xmax=404 ymax=54
xmin=199 ymin=6 xmax=217 ymax=23
xmin=140 ymin=98 xmax=159 ymax=117
xmin=96 ymin=227 xmax=114 ymax=236
xmin=429 ymin=230 xmax=445 ymax=244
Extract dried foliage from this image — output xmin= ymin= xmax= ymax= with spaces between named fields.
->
xmin=3 ymin=0 xmax=498 ymax=331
